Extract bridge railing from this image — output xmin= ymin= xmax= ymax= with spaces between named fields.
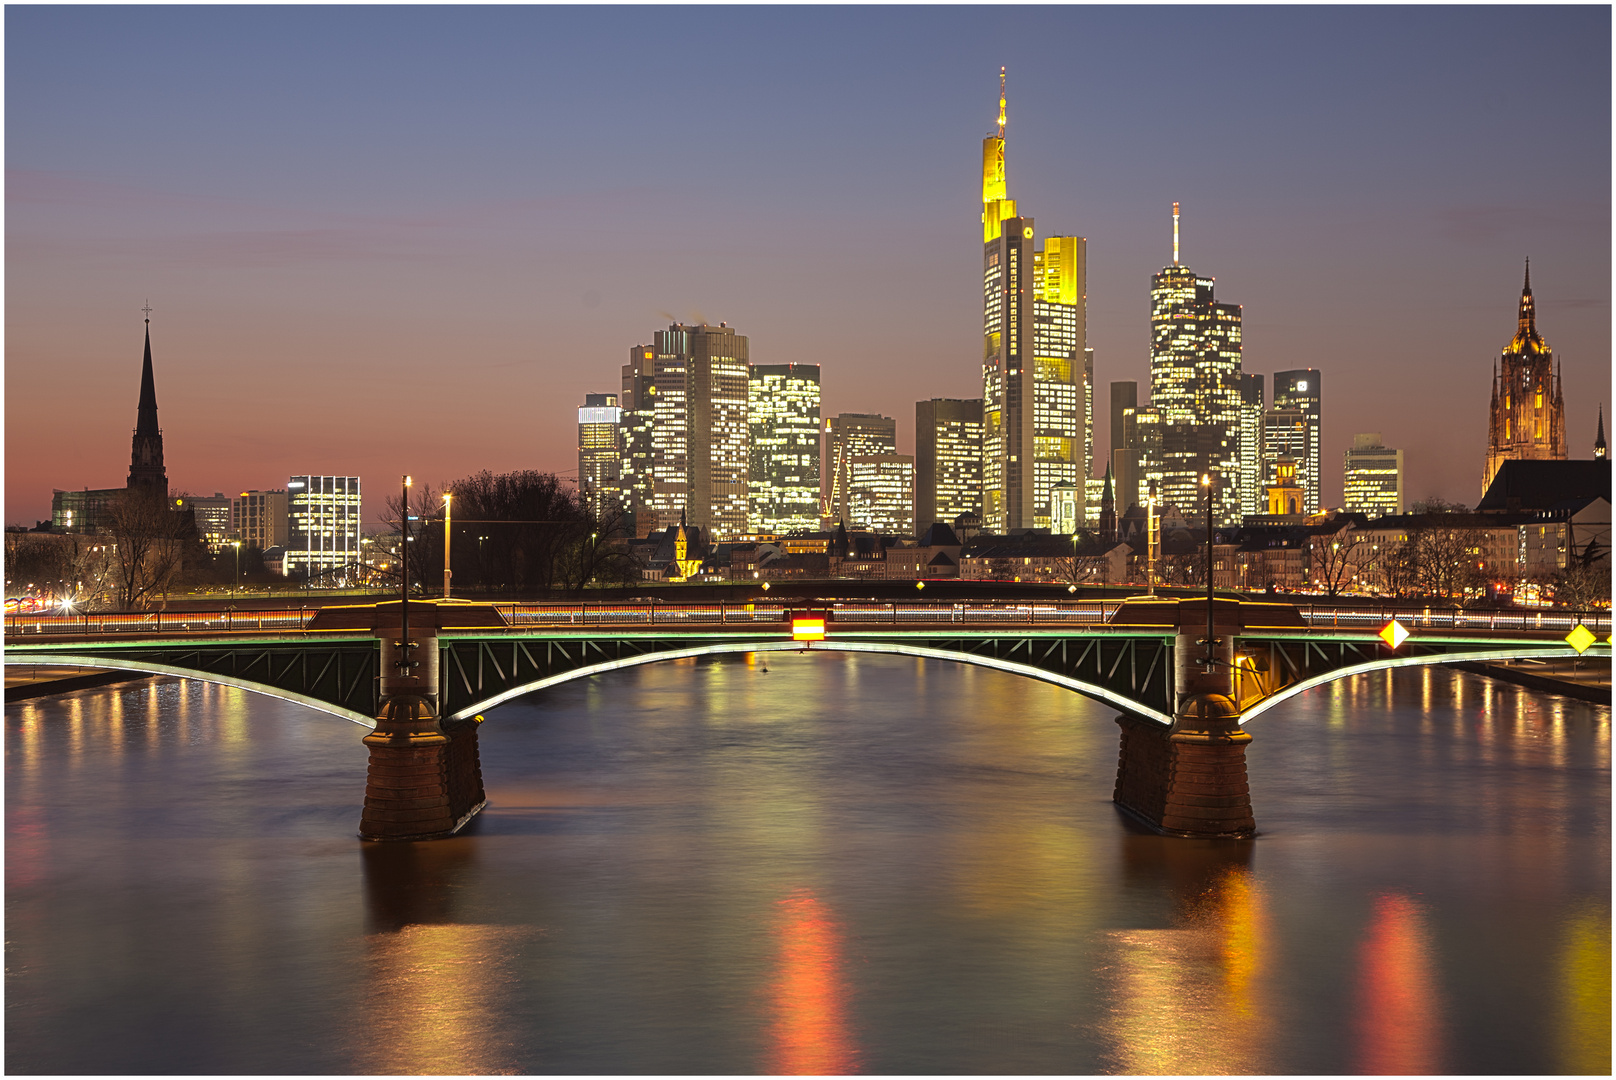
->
xmin=4 ymin=601 xmax=1610 ymax=637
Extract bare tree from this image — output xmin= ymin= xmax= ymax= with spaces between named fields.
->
xmin=1407 ymin=525 xmax=1486 ymax=600
xmin=104 ymin=490 xmax=194 ymax=609
xmin=381 ymin=482 xmax=442 ymax=592
xmin=5 ymin=532 xmax=119 ymax=608
xmin=1553 ymin=561 xmax=1611 ymax=611
xmin=1310 ymin=526 xmax=1368 ymax=597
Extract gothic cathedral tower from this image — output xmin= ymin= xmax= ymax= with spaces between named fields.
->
xmin=127 ymin=314 xmax=168 ymax=498
xmin=1484 ymin=261 xmax=1565 ymax=494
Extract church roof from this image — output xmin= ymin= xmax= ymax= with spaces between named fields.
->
xmin=1507 ymin=259 xmax=1551 ymax=357
xmin=1477 ymin=458 xmax=1609 ymax=513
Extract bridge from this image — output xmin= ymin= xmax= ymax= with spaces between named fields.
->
xmin=6 ymin=598 xmax=1608 ymax=842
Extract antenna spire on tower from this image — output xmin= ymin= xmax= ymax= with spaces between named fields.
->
xmin=1172 ymin=202 xmax=1180 ymax=266
xmin=997 ymin=66 xmax=1006 ymax=138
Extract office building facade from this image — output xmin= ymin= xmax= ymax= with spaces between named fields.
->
xmin=577 ymin=393 xmax=623 ymax=520
xmin=1272 ymin=369 xmax=1321 ymax=514
xmin=980 ymin=70 xmax=1089 ymax=532
xmin=1238 ymin=373 xmax=1265 ymax=517
xmin=849 ymin=454 xmax=915 ymax=537
xmin=1484 ymin=262 xmax=1565 ymax=494
xmin=175 ymin=493 xmax=235 ymax=553
xmin=286 ymin=476 xmax=361 ymax=581
xmin=915 ymin=398 xmax=983 ymax=529
xmin=234 ymin=489 xmax=290 ymax=551
xmin=822 ymin=413 xmax=897 ymax=527
xmin=1343 ymin=433 xmax=1404 ymax=516
xmin=621 ymin=323 xmax=750 ymax=540
xmin=1145 ymin=204 xmax=1243 ymax=525
xmin=748 ymin=363 xmax=821 ymax=534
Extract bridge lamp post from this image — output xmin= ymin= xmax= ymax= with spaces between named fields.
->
xmin=232 ymin=540 xmax=241 ymax=598
xmin=1202 ymin=473 xmax=1216 ymax=671
xmin=400 ymin=475 xmax=413 ymax=678
xmin=442 ymin=492 xmax=453 ymax=599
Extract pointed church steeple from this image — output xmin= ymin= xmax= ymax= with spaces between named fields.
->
xmin=1511 ymin=257 xmax=1546 ymax=354
xmin=1596 ymin=405 xmax=1608 ymax=461
xmin=128 ymin=307 xmax=168 ymax=498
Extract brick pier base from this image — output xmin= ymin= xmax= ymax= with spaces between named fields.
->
xmin=1113 ymin=698 xmax=1255 ymax=838
xmin=359 ymin=703 xmax=486 ymax=842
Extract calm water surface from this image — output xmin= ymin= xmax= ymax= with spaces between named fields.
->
xmin=5 ymin=654 xmax=1610 ymax=1074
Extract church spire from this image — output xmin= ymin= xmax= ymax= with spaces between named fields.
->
xmin=1597 ymin=405 xmax=1608 ymax=461
xmin=1509 ymin=258 xmax=1547 ymax=355
xmin=128 ymin=306 xmax=168 ymax=497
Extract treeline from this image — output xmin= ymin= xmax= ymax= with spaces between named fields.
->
xmin=386 ymin=470 xmax=636 ymax=594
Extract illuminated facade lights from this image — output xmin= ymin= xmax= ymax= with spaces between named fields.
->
xmin=848 ymin=454 xmax=915 ymax=537
xmin=1344 ymin=433 xmax=1404 ymax=516
xmin=1145 ymin=204 xmax=1244 ymax=526
xmin=286 ymin=475 xmax=361 ymax=581
xmin=621 ymin=323 xmax=750 ymax=540
xmin=979 ymin=69 xmax=1090 ymax=532
xmin=1272 ymin=370 xmax=1321 ymax=514
xmin=749 ymin=364 xmax=821 ymax=534
xmin=577 ymin=393 xmax=624 ymax=520
xmin=916 ymin=398 xmax=983 ymax=529
xmin=822 ymin=413 xmax=897 ymax=527
xmin=1484 ymin=260 xmax=1566 ymax=494
xmin=1238 ymin=374 xmax=1265 ymax=517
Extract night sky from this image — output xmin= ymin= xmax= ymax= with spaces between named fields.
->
xmin=6 ymin=6 xmax=1610 ymax=527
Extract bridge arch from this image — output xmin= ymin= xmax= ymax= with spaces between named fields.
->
xmin=1236 ymin=646 xmax=1595 ymax=725
xmin=441 ymin=639 xmax=1180 ymax=725
xmin=5 ymin=653 xmax=377 ymax=728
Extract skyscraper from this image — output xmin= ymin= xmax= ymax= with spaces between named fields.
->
xmin=128 ymin=312 xmax=167 ymax=499
xmin=915 ymin=398 xmax=983 ymax=529
xmin=620 ymin=323 xmax=750 ymax=540
xmin=577 ymin=393 xmax=623 ymax=520
xmin=1343 ymin=433 xmax=1404 ymax=516
xmin=1238 ymin=373 xmax=1265 ymax=517
xmin=1109 ymin=381 xmax=1139 ymax=514
xmin=749 ymin=364 xmax=821 ymax=534
xmin=1272 ymin=369 xmax=1321 ymax=513
xmin=234 ymin=489 xmax=289 ymax=551
xmin=1145 ymin=204 xmax=1243 ymax=524
xmin=1484 ymin=261 xmax=1565 ymax=494
xmin=822 ymin=413 xmax=897 ymax=526
xmin=849 ymin=454 xmax=915 ymax=537
xmin=980 ymin=69 xmax=1089 ymax=532
xmin=1261 ymin=407 xmax=1309 ymax=514
xmin=286 ymin=476 xmax=361 ymax=582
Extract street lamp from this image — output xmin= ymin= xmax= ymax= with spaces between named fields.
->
xmin=442 ymin=491 xmax=453 ymax=599
xmin=1201 ymin=473 xmax=1215 ymax=670
xmin=232 ymin=540 xmax=242 ymax=597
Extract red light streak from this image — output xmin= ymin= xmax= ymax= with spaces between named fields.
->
xmin=767 ymin=889 xmax=859 ymax=1075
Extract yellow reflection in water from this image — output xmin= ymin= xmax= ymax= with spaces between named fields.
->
xmin=1099 ymin=865 xmax=1272 ymax=1074
xmin=1353 ymin=893 xmax=1443 ymax=1075
xmin=1556 ymin=903 xmax=1611 ymax=1075
xmin=351 ymin=923 xmax=533 ymax=1075
xmin=766 ymin=889 xmax=859 ymax=1075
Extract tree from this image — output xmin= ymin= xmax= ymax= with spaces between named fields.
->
xmin=1553 ymin=560 xmax=1611 ymax=611
xmin=1310 ymin=525 xmax=1368 ymax=597
xmin=381 ymin=482 xmax=443 ymax=592
xmin=1407 ymin=524 xmax=1486 ymax=600
xmin=104 ymin=490 xmax=195 ymax=610
xmin=5 ymin=532 xmax=118 ymax=608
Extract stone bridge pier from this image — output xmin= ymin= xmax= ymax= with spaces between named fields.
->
xmin=357 ymin=602 xmax=487 ymax=841
xmin=1113 ymin=599 xmax=1257 ymax=838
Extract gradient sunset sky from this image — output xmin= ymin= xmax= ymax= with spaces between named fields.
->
xmin=6 ymin=5 xmax=1610 ymax=527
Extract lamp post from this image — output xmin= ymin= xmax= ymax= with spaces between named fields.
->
xmin=442 ymin=491 xmax=453 ymax=599
xmin=400 ymin=475 xmax=412 ymax=679
xmin=1201 ymin=472 xmax=1215 ymax=670
xmin=231 ymin=540 xmax=241 ymax=597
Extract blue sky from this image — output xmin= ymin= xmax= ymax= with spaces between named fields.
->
xmin=7 ymin=5 xmax=1610 ymax=523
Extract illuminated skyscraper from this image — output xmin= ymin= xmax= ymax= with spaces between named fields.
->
xmin=980 ymin=69 xmax=1089 ymax=532
xmin=1146 ymin=204 xmax=1242 ymax=524
xmin=286 ymin=475 xmax=361 ymax=581
xmin=822 ymin=412 xmax=897 ymax=526
xmin=748 ymin=363 xmax=821 ymax=534
xmin=1272 ymin=369 xmax=1321 ymax=513
xmin=1238 ymin=373 xmax=1265 ymax=516
xmin=620 ymin=323 xmax=750 ymax=540
xmin=916 ymin=398 xmax=983 ymax=529
xmin=1261 ymin=407 xmax=1309 ymax=513
xmin=577 ymin=393 xmax=623 ymax=519
xmin=1343 ymin=433 xmax=1404 ymax=516
xmin=1484 ymin=261 xmax=1565 ymax=494
xmin=849 ymin=454 xmax=915 ymax=537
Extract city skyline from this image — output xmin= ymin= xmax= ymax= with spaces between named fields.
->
xmin=6 ymin=6 xmax=1610 ymax=526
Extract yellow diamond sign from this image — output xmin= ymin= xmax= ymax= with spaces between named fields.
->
xmin=1378 ymin=618 xmax=1409 ymax=650
xmin=1565 ymin=623 xmax=1596 ymax=654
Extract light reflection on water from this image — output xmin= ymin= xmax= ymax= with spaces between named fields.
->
xmin=4 ymin=659 xmax=1610 ymax=1075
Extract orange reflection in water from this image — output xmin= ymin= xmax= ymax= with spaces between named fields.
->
xmin=1354 ymin=893 xmax=1443 ymax=1075
xmin=767 ymin=889 xmax=859 ymax=1075
xmin=1556 ymin=904 xmax=1612 ymax=1075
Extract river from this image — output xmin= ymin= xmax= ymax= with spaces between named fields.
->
xmin=5 ymin=654 xmax=1610 ymax=1074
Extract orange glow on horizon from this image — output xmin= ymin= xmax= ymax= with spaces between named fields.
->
xmin=767 ymin=890 xmax=859 ymax=1075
